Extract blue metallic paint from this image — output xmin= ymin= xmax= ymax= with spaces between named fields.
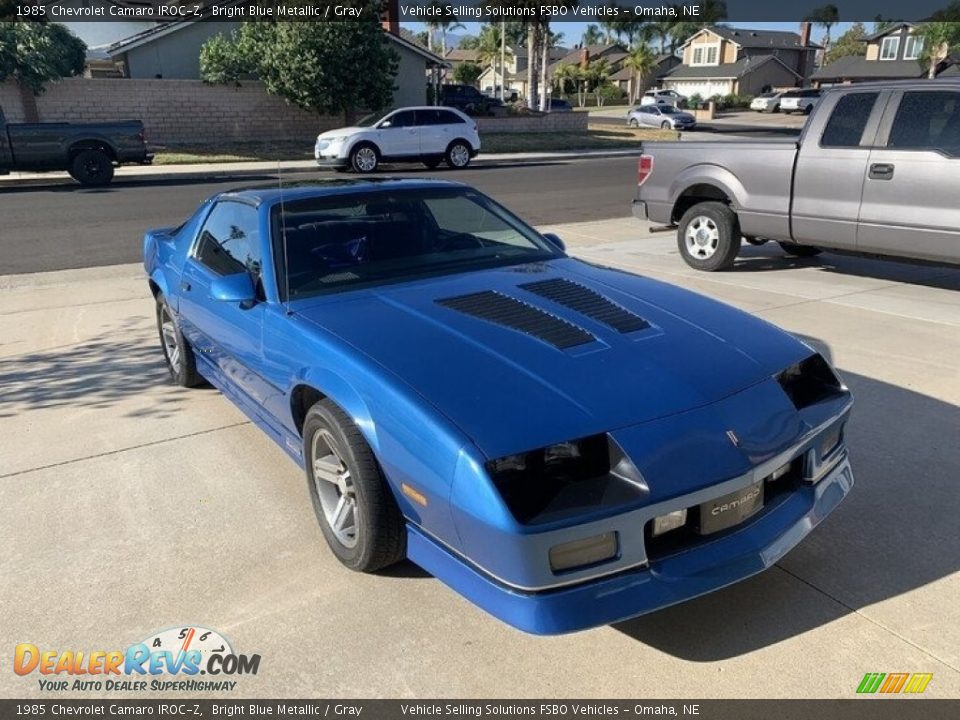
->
xmin=143 ymin=179 xmax=854 ymax=634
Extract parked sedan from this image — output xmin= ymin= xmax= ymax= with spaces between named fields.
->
xmin=144 ymin=178 xmax=854 ymax=635
xmin=750 ymin=91 xmax=785 ymax=113
xmin=628 ymin=104 xmax=696 ymax=131
xmin=781 ymin=89 xmax=821 ymax=115
xmin=315 ymin=106 xmax=480 ymax=173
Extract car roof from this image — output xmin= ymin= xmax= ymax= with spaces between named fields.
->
xmin=216 ymin=177 xmax=469 ymax=207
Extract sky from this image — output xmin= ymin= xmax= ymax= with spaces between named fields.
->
xmin=404 ymin=21 xmax=859 ymax=49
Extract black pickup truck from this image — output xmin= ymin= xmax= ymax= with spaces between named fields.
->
xmin=0 ymin=104 xmax=153 ymax=186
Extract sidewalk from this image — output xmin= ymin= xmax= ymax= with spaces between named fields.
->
xmin=0 ymin=148 xmax=640 ymax=188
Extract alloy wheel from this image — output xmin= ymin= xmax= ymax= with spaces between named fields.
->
xmin=685 ymin=216 xmax=720 ymax=260
xmin=160 ymin=307 xmax=181 ymax=374
xmin=312 ymin=429 xmax=359 ymax=548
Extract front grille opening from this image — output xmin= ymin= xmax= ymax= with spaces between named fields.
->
xmin=487 ymin=435 xmax=646 ymax=526
xmin=644 ymin=461 xmax=803 ymax=563
xmin=777 ymin=354 xmax=845 ymax=410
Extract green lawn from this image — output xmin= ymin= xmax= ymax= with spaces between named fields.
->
xmin=151 ymin=126 xmax=676 ymax=165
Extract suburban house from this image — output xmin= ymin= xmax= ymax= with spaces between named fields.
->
xmin=445 ymin=48 xmax=482 ymax=76
xmin=609 ymin=54 xmax=681 ymax=99
xmin=477 ymin=45 xmax=569 ymax=97
xmin=104 ymin=4 xmax=447 ymax=107
xmin=812 ymin=23 xmax=959 ymax=85
xmin=660 ymin=25 xmax=819 ymax=98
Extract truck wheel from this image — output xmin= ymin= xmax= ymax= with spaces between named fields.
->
xmin=677 ymin=202 xmax=741 ymax=271
xmin=778 ymin=241 xmax=822 ymax=257
xmin=69 ymin=150 xmax=115 ymax=186
xmin=304 ymin=399 xmax=406 ymax=573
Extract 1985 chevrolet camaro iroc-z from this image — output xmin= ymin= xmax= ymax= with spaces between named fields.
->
xmin=143 ymin=178 xmax=854 ymax=634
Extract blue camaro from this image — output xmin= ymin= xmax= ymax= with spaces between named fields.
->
xmin=143 ymin=178 xmax=854 ymax=634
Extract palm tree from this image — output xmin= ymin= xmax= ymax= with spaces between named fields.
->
xmin=623 ymin=45 xmax=656 ymax=104
xmin=582 ymin=24 xmax=604 ymax=47
xmin=917 ymin=21 xmax=960 ymax=78
xmin=641 ymin=21 xmax=675 ymax=54
xmin=476 ymin=25 xmax=514 ymax=97
xmin=805 ymin=5 xmax=840 ymax=54
xmin=553 ymin=62 xmax=578 ymax=96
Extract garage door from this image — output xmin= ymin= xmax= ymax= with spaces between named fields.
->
xmin=666 ymin=79 xmax=734 ymax=98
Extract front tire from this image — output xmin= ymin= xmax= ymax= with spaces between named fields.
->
xmin=628 ymin=118 xmax=640 ymax=128
xmin=350 ymin=143 xmax=379 ymax=174
xmin=677 ymin=202 xmax=741 ymax=271
xmin=304 ymin=400 xmax=406 ymax=573
xmin=445 ymin=140 xmax=472 ymax=169
xmin=778 ymin=241 xmax=823 ymax=257
xmin=156 ymin=295 xmax=202 ymax=387
xmin=69 ymin=149 xmax=115 ymax=186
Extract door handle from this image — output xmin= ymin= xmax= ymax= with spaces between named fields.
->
xmin=869 ymin=163 xmax=895 ymax=180
xmin=180 ymin=280 xmax=192 ymax=292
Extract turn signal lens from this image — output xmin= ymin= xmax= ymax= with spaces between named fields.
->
xmin=549 ymin=532 xmax=618 ymax=573
xmin=652 ymin=509 xmax=688 ymax=537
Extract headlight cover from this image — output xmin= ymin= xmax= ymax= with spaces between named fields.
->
xmin=485 ymin=434 xmax=647 ymax=526
xmin=777 ymin=353 xmax=846 ymax=410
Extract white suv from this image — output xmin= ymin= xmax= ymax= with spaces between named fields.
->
xmin=640 ymin=89 xmax=686 ymax=107
xmin=315 ymin=106 xmax=481 ymax=174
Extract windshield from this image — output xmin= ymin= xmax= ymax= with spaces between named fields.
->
xmin=272 ymin=187 xmax=560 ymax=299
xmin=355 ymin=111 xmax=390 ymax=127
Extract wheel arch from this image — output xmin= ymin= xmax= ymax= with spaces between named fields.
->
xmin=669 ymin=166 xmax=746 ymax=225
xmin=289 ymin=373 xmax=380 ymax=456
xmin=66 ymin=138 xmax=117 ymax=162
xmin=447 ymin=137 xmax=474 ymax=153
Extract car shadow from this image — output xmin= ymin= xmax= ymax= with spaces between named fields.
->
xmin=732 ymin=242 xmax=960 ymax=291
xmin=0 ymin=173 xmax=285 ymax=195
xmin=613 ymin=361 xmax=960 ymax=660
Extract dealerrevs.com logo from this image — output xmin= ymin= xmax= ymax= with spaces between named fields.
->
xmin=14 ymin=625 xmax=260 ymax=692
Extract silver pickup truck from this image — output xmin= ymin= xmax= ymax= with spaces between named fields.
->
xmin=633 ymin=79 xmax=960 ymax=271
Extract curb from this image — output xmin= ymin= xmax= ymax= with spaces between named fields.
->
xmin=0 ymin=149 xmax=640 ymax=190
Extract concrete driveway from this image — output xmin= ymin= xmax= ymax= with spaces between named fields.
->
xmin=1 ymin=221 xmax=958 ymax=699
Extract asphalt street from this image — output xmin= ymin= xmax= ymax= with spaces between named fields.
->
xmin=0 ymin=156 xmax=638 ymax=275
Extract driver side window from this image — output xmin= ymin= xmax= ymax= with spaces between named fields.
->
xmin=194 ymin=201 xmax=262 ymax=277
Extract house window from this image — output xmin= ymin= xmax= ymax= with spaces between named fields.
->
xmin=691 ymin=44 xmax=720 ymax=66
xmin=880 ymin=35 xmax=900 ymax=60
xmin=904 ymin=35 xmax=924 ymax=61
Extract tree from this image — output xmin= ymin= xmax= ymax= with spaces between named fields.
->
xmin=917 ymin=21 xmax=960 ymax=78
xmin=824 ymin=22 xmax=868 ymax=64
xmin=641 ymin=21 xmax=675 ymax=54
xmin=552 ymin=61 xmax=578 ymax=96
xmin=453 ymin=61 xmax=482 ymax=86
xmin=805 ymin=5 xmax=840 ymax=54
xmin=475 ymin=24 xmax=513 ymax=97
xmin=0 ymin=21 xmax=86 ymax=93
xmin=582 ymin=24 xmax=604 ymax=47
xmin=623 ymin=45 xmax=656 ymax=104
xmin=585 ymin=58 xmax=612 ymax=106
xmin=200 ymin=20 xmax=398 ymax=124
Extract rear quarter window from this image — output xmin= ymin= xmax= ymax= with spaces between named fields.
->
xmin=821 ymin=92 xmax=879 ymax=147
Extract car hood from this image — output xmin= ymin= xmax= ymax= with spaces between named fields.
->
xmin=293 ymin=259 xmax=811 ymax=459
xmin=317 ymin=127 xmax=367 ymax=140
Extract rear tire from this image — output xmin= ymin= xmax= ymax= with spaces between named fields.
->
xmin=661 ymin=121 xmax=671 ymax=129
xmin=156 ymin=295 xmax=202 ymax=387
xmin=445 ymin=140 xmax=472 ymax=169
xmin=304 ymin=400 xmax=406 ymax=573
xmin=69 ymin=149 xmax=115 ymax=186
xmin=677 ymin=202 xmax=741 ymax=271
xmin=778 ymin=241 xmax=823 ymax=257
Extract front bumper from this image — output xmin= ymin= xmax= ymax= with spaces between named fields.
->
xmin=408 ymin=456 xmax=853 ymax=634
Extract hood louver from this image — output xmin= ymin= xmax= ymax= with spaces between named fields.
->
xmin=436 ymin=291 xmax=596 ymax=350
xmin=520 ymin=278 xmax=650 ymax=334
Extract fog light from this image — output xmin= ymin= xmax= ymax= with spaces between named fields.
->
xmin=770 ymin=462 xmax=792 ymax=481
xmin=548 ymin=532 xmax=618 ymax=573
xmin=652 ymin=509 xmax=687 ymax=537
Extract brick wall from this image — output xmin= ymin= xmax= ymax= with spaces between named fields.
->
xmin=0 ymin=79 xmax=590 ymax=144
xmin=0 ymin=78 xmax=340 ymax=145
xmin=477 ymin=112 xmax=588 ymax=133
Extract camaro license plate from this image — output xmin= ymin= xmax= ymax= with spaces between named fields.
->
xmin=698 ymin=481 xmax=764 ymax=535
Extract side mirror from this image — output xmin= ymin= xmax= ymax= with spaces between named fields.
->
xmin=379 ymin=120 xmax=392 ymax=129
xmin=210 ymin=272 xmax=256 ymax=307
xmin=543 ymin=233 xmax=566 ymax=253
